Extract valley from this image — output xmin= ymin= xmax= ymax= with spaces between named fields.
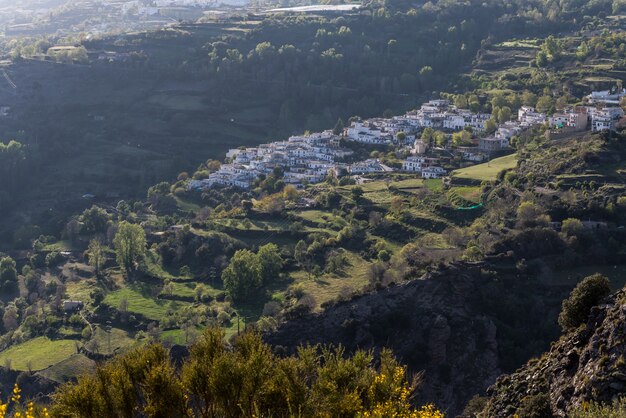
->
xmin=1 ymin=0 xmax=626 ymax=416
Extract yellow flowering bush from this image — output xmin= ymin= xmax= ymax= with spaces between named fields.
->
xmin=0 ymin=384 xmax=49 ymax=418
xmin=48 ymin=328 xmax=444 ymax=417
xmin=361 ymin=363 xmax=444 ymax=418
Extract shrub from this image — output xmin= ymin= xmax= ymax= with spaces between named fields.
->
xmin=558 ymin=273 xmax=611 ymax=331
xmin=45 ymin=251 xmax=64 ymax=267
xmin=217 ymin=311 xmax=232 ymax=326
xmin=561 ymin=218 xmax=584 ymax=237
xmin=516 ymin=393 xmax=552 ymax=418
xmin=571 ymin=397 xmax=626 ymax=417
xmin=50 ymin=329 xmax=443 ymax=418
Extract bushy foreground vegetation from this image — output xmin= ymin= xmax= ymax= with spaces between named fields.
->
xmin=571 ymin=398 xmax=626 ymax=418
xmin=47 ymin=328 xmax=442 ymax=418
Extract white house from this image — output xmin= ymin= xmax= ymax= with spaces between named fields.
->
xmin=402 ymin=156 xmax=440 ymax=172
xmin=412 ymin=139 xmax=428 ymax=155
xmin=443 ymin=114 xmax=466 ymax=130
xmin=349 ymin=159 xmax=387 ymax=174
xmin=587 ymin=89 xmax=626 ymax=105
xmin=590 ymin=107 xmax=625 ymax=131
xmin=345 ymin=121 xmax=392 ymax=144
xmin=63 ymin=300 xmax=84 ymax=312
xmin=495 ymin=122 xmax=522 ymax=140
xmin=549 ymin=109 xmax=588 ymax=130
xmin=421 ymin=166 xmax=446 ymax=179
xmin=518 ymin=106 xmax=547 ymax=125
xmin=478 ymin=137 xmax=509 ymax=151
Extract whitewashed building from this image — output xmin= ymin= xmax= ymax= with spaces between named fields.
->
xmin=421 ymin=166 xmax=447 ymax=179
xmin=402 ymin=156 xmax=440 ymax=172
xmin=587 ymin=89 xmax=626 ymax=105
xmin=518 ymin=106 xmax=547 ymax=126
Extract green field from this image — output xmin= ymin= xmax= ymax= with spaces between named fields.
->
xmin=0 ymin=337 xmax=78 ymax=371
xmin=91 ymin=327 xmax=136 ymax=355
xmin=451 ymin=186 xmax=482 ymax=203
xmin=290 ymin=251 xmax=371 ymax=311
xmin=163 ymin=281 xmax=198 ymax=299
xmin=453 ymin=154 xmax=518 ymax=181
xmin=37 ymin=354 xmax=96 ymax=383
xmin=66 ymin=280 xmax=97 ymax=301
xmin=104 ymin=287 xmax=190 ymax=321
xmin=297 ymin=210 xmax=342 ymax=224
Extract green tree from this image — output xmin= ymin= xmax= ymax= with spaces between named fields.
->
xmin=468 ymin=95 xmax=480 ymax=112
xmin=558 ymin=273 xmax=611 ymax=331
xmin=333 ymin=118 xmax=345 ymax=136
xmin=561 ymin=218 xmax=584 ymax=237
xmin=294 ymin=240 xmax=312 ymax=278
xmin=536 ymin=95 xmax=554 ymax=113
xmin=485 ymin=118 xmax=498 ymax=134
xmin=51 ymin=344 xmax=188 ymax=418
xmin=421 ymin=127 xmax=434 ymax=143
xmin=541 ymin=35 xmax=562 ymax=62
xmin=378 ymin=250 xmax=391 ymax=262
xmin=522 ymin=91 xmax=538 ymax=107
xmin=222 ymin=249 xmax=262 ymax=301
xmin=454 ymin=94 xmax=468 ymax=109
xmin=491 ymin=95 xmax=508 ymax=109
xmin=0 ymin=256 xmax=17 ymax=292
xmin=498 ymin=106 xmax=512 ymax=123
xmin=87 ymin=239 xmax=105 ymax=277
xmin=433 ymin=131 xmax=446 ymax=147
xmin=452 ymin=130 xmax=472 ymax=146
xmin=257 ymin=243 xmax=283 ymax=283
xmin=79 ymin=206 xmax=111 ymax=234
xmin=535 ymin=50 xmax=548 ymax=67
xmin=351 ymin=186 xmax=364 ymax=201
xmin=516 ymin=201 xmax=550 ymax=228
xmin=113 ymin=221 xmax=147 ymax=275
xmin=576 ymin=41 xmax=590 ymax=61
xmin=462 ymin=244 xmax=482 ymax=261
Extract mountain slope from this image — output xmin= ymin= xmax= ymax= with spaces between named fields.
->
xmin=483 ymin=287 xmax=626 ymax=417
xmin=265 ymin=259 xmax=582 ymax=415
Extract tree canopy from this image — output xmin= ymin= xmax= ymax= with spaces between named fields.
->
xmin=113 ymin=221 xmax=147 ymax=275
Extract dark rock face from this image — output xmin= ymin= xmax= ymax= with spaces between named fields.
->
xmin=483 ymin=289 xmax=626 ymax=417
xmin=266 ymin=263 xmax=501 ymax=415
xmin=0 ymin=368 xmax=58 ymax=404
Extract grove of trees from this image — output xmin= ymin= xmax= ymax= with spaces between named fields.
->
xmin=222 ymin=243 xmax=283 ymax=301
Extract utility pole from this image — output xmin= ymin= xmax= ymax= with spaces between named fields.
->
xmin=106 ymin=321 xmax=112 ymax=354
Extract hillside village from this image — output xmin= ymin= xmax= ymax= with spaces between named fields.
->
xmin=189 ymin=89 xmax=626 ymax=191
xmin=1 ymin=0 xmax=234 ymax=38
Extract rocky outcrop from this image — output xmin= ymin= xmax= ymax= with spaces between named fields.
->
xmin=483 ymin=288 xmax=626 ymax=417
xmin=266 ymin=263 xmax=502 ymax=415
xmin=0 ymin=367 xmax=58 ymax=404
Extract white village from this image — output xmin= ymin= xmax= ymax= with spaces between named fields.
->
xmin=189 ymin=88 xmax=626 ymax=191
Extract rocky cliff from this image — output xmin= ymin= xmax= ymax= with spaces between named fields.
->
xmin=266 ymin=262 xmax=529 ymax=415
xmin=483 ymin=287 xmax=626 ymax=417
